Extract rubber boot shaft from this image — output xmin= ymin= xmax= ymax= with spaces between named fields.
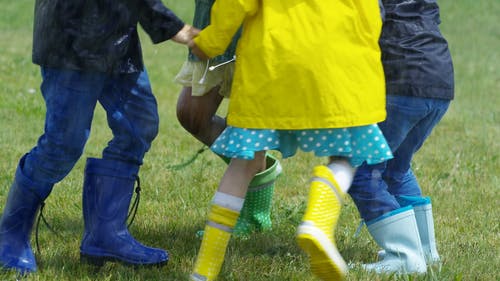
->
xmin=0 ymin=157 xmax=51 ymax=273
xmin=80 ymin=158 xmax=168 ymax=266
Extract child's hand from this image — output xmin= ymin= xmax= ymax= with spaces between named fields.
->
xmin=172 ymin=24 xmax=200 ymax=45
xmin=188 ymin=39 xmax=209 ymax=60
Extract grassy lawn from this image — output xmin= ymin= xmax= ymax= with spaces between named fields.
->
xmin=0 ymin=0 xmax=498 ymax=280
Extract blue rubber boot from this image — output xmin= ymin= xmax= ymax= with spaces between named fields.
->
xmin=79 ymin=158 xmax=168 ymax=267
xmin=0 ymin=157 xmax=52 ymax=274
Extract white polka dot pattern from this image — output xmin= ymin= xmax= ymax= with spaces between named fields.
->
xmin=211 ymin=124 xmax=393 ymax=167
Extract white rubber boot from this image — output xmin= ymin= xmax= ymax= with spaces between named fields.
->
xmin=363 ymin=206 xmax=427 ymax=274
xmin=378 ymin=196 xmax=441 ymax=265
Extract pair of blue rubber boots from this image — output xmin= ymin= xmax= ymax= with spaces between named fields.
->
xmin=0 ymin=157 xmax=167 ymax=274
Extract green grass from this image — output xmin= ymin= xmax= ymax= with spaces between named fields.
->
xmin=0 ymin=0 xmax=498 ymax=280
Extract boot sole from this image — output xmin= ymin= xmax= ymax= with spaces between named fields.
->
xmin=80 ymin=253 xmax=168 ymax=268
xmin=297 ymin=224 xmax=347 ymax=281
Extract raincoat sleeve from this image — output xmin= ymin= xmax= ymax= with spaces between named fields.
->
xmin=138 ymin=0 xmax=186 ymax=44
xmin=194 ymin=0 xmax=258 ymax=58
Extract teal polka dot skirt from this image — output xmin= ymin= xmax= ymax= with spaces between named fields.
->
xmin=211 ymin=124 xmax=393 ymax=167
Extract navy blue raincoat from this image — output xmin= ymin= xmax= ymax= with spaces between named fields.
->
xmin=380 ymin=0 xmax=454 ymax=100
xmin=32 ymin=0 xmax=185 ymax=74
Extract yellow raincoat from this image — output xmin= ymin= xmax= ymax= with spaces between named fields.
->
xmin=194 ymin=0 xmax=386 ymax=129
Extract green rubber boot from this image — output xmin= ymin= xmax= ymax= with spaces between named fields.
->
xmin=233 ymin=154 xmax=281 ymax=236
xmin=196 ymin=154 xmax=281 ymax=239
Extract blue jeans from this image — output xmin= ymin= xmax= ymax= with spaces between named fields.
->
xmin=21 ymin=67 xmax=159 ymax=198
xmin=348 ymin=95 xmax=450 ymax=221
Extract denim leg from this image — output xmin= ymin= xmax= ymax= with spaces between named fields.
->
xmin=99 ymin=70 xmax=159 ymax=165
xmin=382 ymin=96 xmax=450 ymax=196
xmin=349 ymin=162 xmax=400 ymax=221
xmin=22 ymin=68 xmax=106 ymax=196
xmin=349 ymin=96 xmax=449 ymax=220
xmin=349 ymin=95 xmax=418 ymax=220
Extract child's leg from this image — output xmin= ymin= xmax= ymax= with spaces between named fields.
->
xmin=379 ymin=97 xmax=449 ymax=265
xmin=382 ymin=96 xmax=450 ymax=198
xmin=192 ymin=152 xmax=265 ymax=281
xmin=348 ymin=162 xmax=401 ymax=222
xmin=191 ymin=192 xmax=242 ymax=281
xmin=296 ymin=157 xmax=354 ymax=281
xmin=177 ymin=86 xmax=279 ymax=236
xmin=176 ymin=86 xmax=226 ymax=146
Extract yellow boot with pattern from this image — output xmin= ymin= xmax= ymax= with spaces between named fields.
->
xmin=191 ymin=192 xmax=243 ymax=281
xmin=296 ymin=165 xmax=349 ymax=281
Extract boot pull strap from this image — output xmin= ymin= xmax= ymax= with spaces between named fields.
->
xmin=35 ymin=201 xmax=61 ymax=256
xmin=127 ymin=175 xmax=141 ymax=228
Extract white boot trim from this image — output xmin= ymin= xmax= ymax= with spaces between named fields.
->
xmin=297 ymin=221 xmax=348 ymax=273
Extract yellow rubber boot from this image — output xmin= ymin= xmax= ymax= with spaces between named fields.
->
xmin=296 ymin=165 xmax=348 ymax=281
xmin=191 ymin=204 xmax=240 ymax=281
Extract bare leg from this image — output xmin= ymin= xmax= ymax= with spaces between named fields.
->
xmin=176 ymin=86 xmax=226 ymax=146
xmin=219 ymin=151 xmax=267 ymax=197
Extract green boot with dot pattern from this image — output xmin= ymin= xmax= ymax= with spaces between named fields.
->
xmin=196 ymin=154 xmax=282 ymax=238
xmin=232 ymin=154 xmax=282 ymax=236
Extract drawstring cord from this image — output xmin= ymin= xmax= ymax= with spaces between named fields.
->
xmin=208 ymin=55 xmax=236 ymax=71
xmin=198 ymin=59 xmax=210 ymax=83
xmin=198 ymin=55 xmax=236 ymax=83
xmin=35 ymin=201 xmax=61 ymax=256
xmin=127 ymin=175 xmax=141 ymax=228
